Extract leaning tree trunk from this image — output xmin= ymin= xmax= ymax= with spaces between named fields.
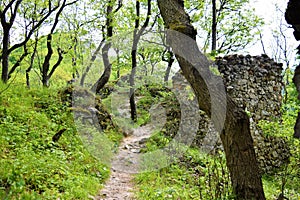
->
xmin=91 ymin=0 xmax=123 ymax=93
xmin=157 ymin=1 xmax=265 ymax=199
xmin=91 ymin=41 xmax=112 ymax=93
xmin=82 ymin=39 xmax=104 ymax=86
xmin=285 ymin=0 xmax=300 ymax=139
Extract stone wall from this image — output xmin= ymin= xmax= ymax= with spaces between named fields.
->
xmin=215 ymin=54 xmax=289 ymax=173
xmin=170 ymin=54 xmax=290 ymax=174
xmin=216 ymin=54 xmax=283 ymax=122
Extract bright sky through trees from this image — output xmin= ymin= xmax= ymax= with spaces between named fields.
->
xmin=248 ymin=0 xmax=297 ymax=68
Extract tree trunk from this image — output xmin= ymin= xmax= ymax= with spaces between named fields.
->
xmin=40 ymin=0 xmax=73 ymax=87
xmin=292 ymin=65 xmax=300 ymax=138
xmin=82 ymin=40 xmax=104 ymax=86
xmin=211 ymin=0 xmax=217 ymax=52
xmin=129 ymin=0 xmax=151 ymax=122
xmin=41 ymin=34 xmax=54 ymax=87
xmin=0 ymin=0 xmax=59 ymax=83
xmin=91 ymin=42 xmax=112 ymax=93
xmin=116 ymin=48 xmax=121 ymax=79
xmin=157 ymin=1 xmax=265 ymax=199
xmin=8 ymin=46 xmax=29 ymax=79
xmin=0 ymin=0 xmax=22 ymax=83
xmin=26 ymin=40 xmax=37 ymax=88
xmin=71 ymin=37 xmax=79 ymax=80
xmin=130 ymin=44 xmax=138 ymax=122
xmin=292 ymin=64 xmax=300 ymax=138
xmin=91 ymin=0 xmax=118 ymax=93
xmin=285 ymin=0 xmax=300 ymax=139
xmin=163 ymin=50 xmax=174 ymax=83
xmin=1 ymin=30 xmax=10 ymax=83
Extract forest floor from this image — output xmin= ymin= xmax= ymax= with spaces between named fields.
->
xmin=97 ymin=124 xmax=153 ymax=199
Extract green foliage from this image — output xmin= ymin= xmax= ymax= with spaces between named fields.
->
xmin=191 ymin=0 xmax=264 ymax=54
xmin=135 ymin=131 xmax=234 ymax=199
xmin=1 ymin=1 xmax=299 ymax=199
xmin=258 ymin=81 xmax=300 ymax=199
xmin=0 ymin=83 xmax=112 ymax=199
xmin=133 ymin=76 xmax=300 ymax=200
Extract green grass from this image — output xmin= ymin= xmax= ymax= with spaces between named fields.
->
xmin=0 ymin=83 xmax=120 ymax=199
xmin=135 ymin=136 xmax=299 ymax=199
xmin=134 ymin=132 xmax=234 ymax=200
xmin=1 ymin=78 xmax=300 ymax=200
xmin=134 ymin=131 xmax=300 ymax=199
xmin=133 ymin=83 xmax=300 ymax=200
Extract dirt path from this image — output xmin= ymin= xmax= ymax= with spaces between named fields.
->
xmin=97 ymin=124 xmax=154 ymax=200
xmin=94 ymin=94 xmax=166 ymax=200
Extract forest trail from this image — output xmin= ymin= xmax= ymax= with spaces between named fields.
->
xmin=97 ymin=124 xmax=154 ymax=200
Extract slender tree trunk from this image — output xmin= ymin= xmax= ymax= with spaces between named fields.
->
xmin=129 ymin=0 xmax=151 ymax=122
xmin=1 ymin=30 xmax=10 ymax=83
xmin=0 ymin=0 xmax=22 ymax=83
xmin=91 ymin=42 xmax=112 ymax=93
xmin=40 ymin=0 xmax=75 ymax=87
xmin=164 ymin=61 xmax=173 ymax=83
xmin=91 ymin=0 xmax=123 ymax=93
xmin=82 ymin=40 xmax=104 ymax=86
xmin=129 ymin=0 xmax=140 ymax=121
xmin=41 ymin=34 xmax=53 ymax=87
xmin=150 ymin=63 xmax=155 ymax=75
xmin=163 ymin=50 xmax=174 ymax=83
xmin=130 ymin=38 xmax=138 ymax=121
xmin=72 ymin=37 xmax=80 ymax=80
xmin=116 ymin=48 xmax=121 ymax=79
xmin=8 ymin=46 xmax=29 ymax=79
xmin=26 ymin=47 xmax=37 ymax=88
xmin=157 ymin=1 xmax=265 ymax=199
xmin=211 ymin=0 xmax=217 ymax=52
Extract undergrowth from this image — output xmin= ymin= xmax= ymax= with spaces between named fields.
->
xmin=0 ymin=83 xmax=120 ymax=199
xmin=134 ymin=83 xmax=300 ymax=200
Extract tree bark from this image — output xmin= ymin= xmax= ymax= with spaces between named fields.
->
xmin=292 ymin=65 xmax=300 ymax=138
xmin=26 ymin=36 xmax=38 ymax=88
xmin=91 ymin=2 xmax=113 ymax=93
xmin=41 ymin=0 xmax=75 ymax=87
xmin=157 ymin=1 xmax=265 ymax=199
xmin=0 ymin=0 xmax=60 ymax=83
xmin=1 ymin=29 xmax=10 ymax=83
xmin=82 ymin=39 xmax=104 ymax=86
xmin=91 ymin=0 xmax=123 ymax=93
xmin=41 ymin=34 xmax=53 ymax=87
xmin=211 ymin=0 xmax=217 ymax=52
xmin=0 ymin=0 xmax=22 ymax=83
xmin=285 ymin=0 xmax=300 ymax=139
xmin=129 ymin=0 xmax=151 ymax=122
xmin=163 ymin=49 xmax=174 ymax=83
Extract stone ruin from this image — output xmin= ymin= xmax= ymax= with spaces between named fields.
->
xmin=170 ymin=54 xmax=290 ymax=174
xmin=216 ymin=54 xmax=282 ymax=122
